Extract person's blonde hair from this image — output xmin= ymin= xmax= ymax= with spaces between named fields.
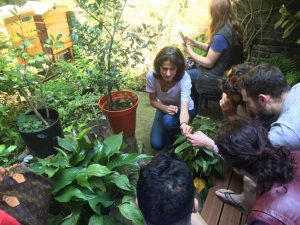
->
xmin=208 ymin=0 xmax=243 ymax=43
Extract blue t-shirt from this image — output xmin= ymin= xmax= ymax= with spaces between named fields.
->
xmin=210 ymin=34 xmax=229 ymax=52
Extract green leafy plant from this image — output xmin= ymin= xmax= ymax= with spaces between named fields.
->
xmin=260 ymin=55 xmax=300 ymax=85
xmin=275 ymin=4 xmax=300 ymax=44
xmin=171 ymin=116 xmax=222 ymax=194
xmin=30 ymin=130 xmax=149 ymax=225
xmin=71 ymin=0 xmax=162 ymax=111
xmin=0 ymin=8 xmax=63 ymax=130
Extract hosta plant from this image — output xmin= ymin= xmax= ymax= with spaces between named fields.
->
xmin=171 ymin=116 xmax=223 ymax=195
xmin=30 ymin=129 xmax=149 ymax=225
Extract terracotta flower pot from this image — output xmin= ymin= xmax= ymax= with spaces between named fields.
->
xmin=98 ymin=90 xmax=138 ymax=137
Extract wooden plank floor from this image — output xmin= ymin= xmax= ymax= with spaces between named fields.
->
xmin=201 ymin=164 xmax=245 ymax=225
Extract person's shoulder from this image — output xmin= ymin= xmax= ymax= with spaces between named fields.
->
xmin=146 ymin=70 xmax=156 ymax=80
xmin=212 ymin=34 xmax=227 ymax=44
xmin=180 ymin=72 xmax=191 ymax=83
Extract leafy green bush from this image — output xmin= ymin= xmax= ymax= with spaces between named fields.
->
xmin=172 ymin=116 xmax=222 ymax=192
xmin=30 ymin=131 xmax=149 ymax=225
xmin=260 ymin=56 xmax=300 ymax=85
xmin=71 ymin=0 xmax=162 ymax=107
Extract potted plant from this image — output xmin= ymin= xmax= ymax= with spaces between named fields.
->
xmin=0 ymin=8 xmax=64 ymax=157
xmin=72 ymin=0 xmax=161 ymax=136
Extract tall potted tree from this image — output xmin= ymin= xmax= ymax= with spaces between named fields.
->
xmin=72 ymin=0 xmax=161 ymax=136
xmin=0 ymin=8 xmax=64 ymax=157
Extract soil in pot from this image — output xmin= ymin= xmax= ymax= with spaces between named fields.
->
xmin=16 ymin=108 xmax=63 ymax=158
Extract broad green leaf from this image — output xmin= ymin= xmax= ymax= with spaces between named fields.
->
xmin=106 ymin=173 xmax=132 ymax=191
xmin=107 ymin=153 xmax=149 ymax=170
xmin=204 ymin=148 xmax=214 ymax=158
xmin=56 ymin=33 xmax=63 ymax=40
xmin=58 ymin=136 xmax=79 ymax=152
xmin=118 ymin=197 xmax=144 ymax=225
xmin=53 ymin=168 xmax=82 ymax=193
xmin=55 ymin=186 xmax=87 ymax=202
xmin=60 ymin=208 xmax=81 ymax=225
xmin=175 ymin=141 xmax=191 ymax=154
xmin=215 ymin=161 xmax=223 ymax=175
xmin=103 ymin=133 xmax=123 ymax=156
xmin=87 ymin=164 xmax=112 ymax=177
xmin=173 ymin=135 xmax=186 ymax=145
xmin=54 ymin=41 xmax=64 ymax=49
xmin=202 ymin=161 xmax=208 ymax=174
xmin=89 ymin=177 xmax=107 ymax=192
xmin=75 ymin=170 xmax=93 ymax=191
xmin=88 ymin=192 xmax=114 ymax=214
xmin=88 ymin=215 xmax=104 ymax=225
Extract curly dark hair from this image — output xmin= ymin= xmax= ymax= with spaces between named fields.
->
xmin=137 ymin=152 xmax=194 ymax=225
xmin=220 ymin=63 xmax=255 ymax=96
xmin=153 ymin=46 xmax=186 ymax=82
xmin=215 ymin=119 xmax=295 ymax=192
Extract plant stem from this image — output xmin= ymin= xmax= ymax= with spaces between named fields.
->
xmin=18 ymin=89 xmax=49 ymax=127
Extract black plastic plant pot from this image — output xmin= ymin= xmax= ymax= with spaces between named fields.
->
xmin=17 ymin=108 xmax=64 ymax=158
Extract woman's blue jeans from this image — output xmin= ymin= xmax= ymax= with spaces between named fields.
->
xmin=150 ymin=108 xmax=196 ymax=150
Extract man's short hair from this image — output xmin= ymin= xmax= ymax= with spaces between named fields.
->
xmin=239 ymin=64 xmax=289 ymax=100
xmin=137 ymin=152 xmax=195 ymax=225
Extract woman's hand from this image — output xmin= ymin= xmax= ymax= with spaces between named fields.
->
xmin=182 ymin=43 xmax=193 ymax=56
xmin=185 ymin=37 xmax=197 ymax=46
xmin=185 ymin=131 xmax=215 ymax=150
xmin=166 ymin=105 xmax=178 ymax=115
xmin=219 ymin=93 xmax=238 ymax=119
xmin=180 ymin=123 xmax=192 ymax=136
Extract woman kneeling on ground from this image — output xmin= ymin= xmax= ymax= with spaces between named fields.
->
xmin=213 ymin=119 xmax=300 ymax=225
xmin=146 ymin=46 xmax=196 ymax=150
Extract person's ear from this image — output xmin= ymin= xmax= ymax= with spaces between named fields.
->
xmin=258 ymin=94 xmax=270 ymax=105
xmin=135 ymin=198 xmax=139 ymax=208
xmin=193 ymin=198 xmax=199 ymax=213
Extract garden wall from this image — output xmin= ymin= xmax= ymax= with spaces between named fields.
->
xmin=234 ymin=0 xmax=300 ymax=64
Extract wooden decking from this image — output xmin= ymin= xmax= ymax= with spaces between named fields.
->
xmin=201 ymin=165 xmax=246 ymax=225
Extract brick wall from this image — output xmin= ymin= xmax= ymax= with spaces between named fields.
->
xmin=123 ymin=0 xmax=211 ymax=56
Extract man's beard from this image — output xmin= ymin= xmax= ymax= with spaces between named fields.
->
xmin=256 ymin=105 xmax=275 ymax=120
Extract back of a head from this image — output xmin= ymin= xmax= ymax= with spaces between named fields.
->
xmin=239 ymin=64 xmax=289 ymax=100
xmin=221 ymin=63 xmax=255 ymax=96
xmin=209 ymin=0 xmax=242 ymax=42
xmin=137 ymin=152 xmax=194 ymax=225
xmin=215 ymin=119 xmax=294 ymax=191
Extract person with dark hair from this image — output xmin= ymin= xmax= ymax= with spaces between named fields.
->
xmin=136 ymin=152 xmax=207 ymax=225
xmin=214 ymin=119 xmax=300 ymax=225
xmin=146 ymin=46 xmax=196 ymax=150
xmin=219 ymin=63 xmax=254 ymax=120
xmin=186 ymin=63 xmax=300 ymax=212
xmin=182 ymin=0 xmax=244 ymax=108
xmin=239 ymin=63 xmax=300 ymax=149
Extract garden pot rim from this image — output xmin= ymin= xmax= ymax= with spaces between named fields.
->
xmin=98 ymin=90 xmax=139 ymax=113
xmin=16 ymin=107 xmax=61 ymax=135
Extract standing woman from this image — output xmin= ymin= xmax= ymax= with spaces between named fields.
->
xmin=183 ymin=0 xmax=243 ymax=103
xmin=146 ymin=46 xmax=196 ymax=150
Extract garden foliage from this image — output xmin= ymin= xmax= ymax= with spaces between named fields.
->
xmin=30 ymin=130 xmax=149 ymax=225
xmin=172 ymin=116 xmax=222 ymax=193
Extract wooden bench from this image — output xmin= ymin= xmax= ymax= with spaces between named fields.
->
xmin=201 ymin=164 xmax=246 ymax=225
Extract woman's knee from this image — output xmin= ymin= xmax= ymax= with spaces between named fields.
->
xmin=150 ymin=138 xmax=165 ymax=150
xmin=162 ymin=114 xmax=179 ymax=129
